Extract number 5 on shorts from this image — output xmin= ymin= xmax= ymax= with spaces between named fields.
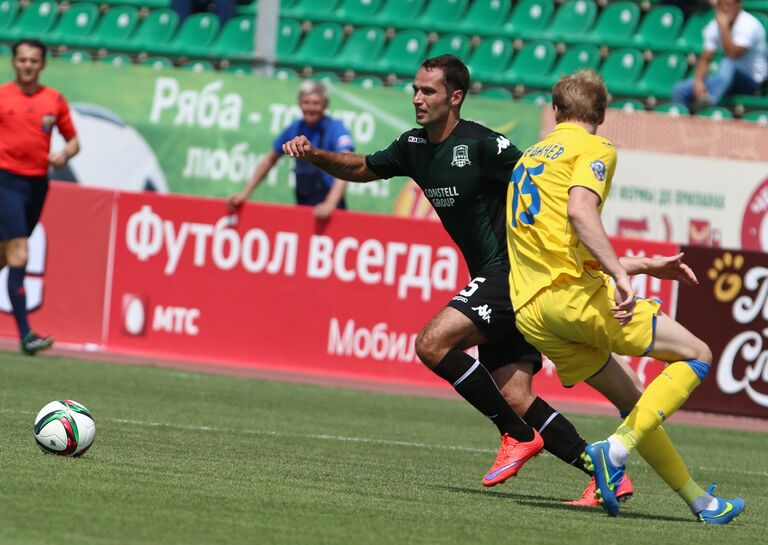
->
xmin=460 ymin=277 xmax=486 ymax=297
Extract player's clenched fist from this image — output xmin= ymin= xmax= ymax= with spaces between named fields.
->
xmin=282 ymin=135 xmax=315 ymax=158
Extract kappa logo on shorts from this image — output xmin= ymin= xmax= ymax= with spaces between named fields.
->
xmin=472 ymin=304 xmax=492 ymax=324
xmin=451 ymin=145 xmax=471 ymax=167
xmin=496 ymin=136 xmax=511 ymax=155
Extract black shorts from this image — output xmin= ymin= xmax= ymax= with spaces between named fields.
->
xmin=447 ymin=265 xmax=542 ymax=373
xmin=0 ymin=169 xmax=49 ymax=241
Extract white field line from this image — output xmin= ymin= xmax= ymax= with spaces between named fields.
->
xmin=15 ymin=408 xmax=768 ymax=478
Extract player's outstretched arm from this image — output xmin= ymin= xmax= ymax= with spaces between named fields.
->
xmin=568 ymin=186 xmax=636 ymax=324
xmin=282 ymin=135 xmax=380 ymax=183
xmin=620 ymin=253 xmax=699 ymax=286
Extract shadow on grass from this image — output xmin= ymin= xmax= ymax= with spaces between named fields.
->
xmin=431 ymin=485 xmax=693 ymax=523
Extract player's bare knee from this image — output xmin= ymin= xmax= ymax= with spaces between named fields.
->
xmin=6 ymin=247 xmax=28 ymax=267
xmin=694 ymin=340 xmax=712 ymax=365
xmin=414 ymin=329 xmax=444 ymax=368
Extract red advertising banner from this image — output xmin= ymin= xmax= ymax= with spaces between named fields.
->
xmin=0 ymin=182 xmax=113 ymax=346
xmin=105 ymin=191 xmax=468 ymax=387
xmin=676 ymin=246 xmax=768 ymax=418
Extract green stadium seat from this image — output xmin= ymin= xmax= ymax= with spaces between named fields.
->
xmin=503 ymin=0 xmax=554 ymax=41
xmin=152 ymin=13 xmax=220 ymax=57
xmin=45 ymin=3 xmax=99 ymax=49
xmin=426 ymin=33 xmax=471 ymax=60
xmin=524 ymin=44 xmax=600 ymax=89
xmin=283 ymin=22 xmax=343 ymax=68
xmin=57 ymin=49 xmax=92 ymax=63
xmin=638 ymin=51 xmax=688 ymax=99
xmin=0 ymin=43 xmax=11 ymax=55
xmin=600 ymin=48 xmax=645 ymax=96
xmin=622 ymin=6 xmax=684 ymax=50
xmin=456 ymin=0 xmax=512 ymax=36
xmin=478 ymin=86 xmax=514 ymax=100
xmin=3 ymin=1 xmax=59 ymax=41
xmin=669 ymin=11 xmax=712 ymax=54
xmin=116 ymin=9 xmax=178 ymax=54
xmin=97 ymin=0 xmax=169 ymax=8
xmin=210 ymin=15 xmax=254 ymax=60
xmin=698 ymin=106 xmax=734 ymax=119
xmin=226 ymin=62 xmax=251 ymax=75
xmin=236 ymin=0 xmax=257 ymax=16
xmin=609 ymin=98 xmax=645 ymax=112
xmin=519 ymin=90 xmax=551 ymax=105
xmin=88 ymin=6 xmax=140 ymax=51
xmin=372 ymin=0 xmax=426 ymax=29
xmin=412 ymin=0 xmax=468 ymax=32
xmin=140 ymin=56 xmax=174 ymax=69
xmin=181 ymin=59 xmax=216 ymax=72
xmin=467 ymin=36 xmax=514 ymax=85
xmin=350 ymin=75 xmax=384 ymax=88
xmin=742 ymin=110 xmax=768 ymax=124
xmin=274 ymin=66 xmax=300 ymax=79
xmin=0 ymin=0 xmax=20 ymax=37
xmin=283 ymin=0 xmax=339 ymax=21
xmin=612 ymin=51 xmax=687 ymax=98
xmin=277 ymin=18 xmax=302 ymax=59
xmin=545 ymin=0 xmax=598 ymax=44
xmin=320 ymin=26 xmax=386 ymax=71
xmin=374 ymin=29 xmax=428 ymax=75
xmin=505 ymin=39 xmax=557 ymax=87
xmin=310 ymin=71 xmax=341 ymax=83
xmin=726 ymin=93 xmax=768 ymax=110
xmin=99 ymin=53 xmax=132 ymax=66
xmin=653 ymin=102 xmax=689 ymax=116
xmin=743 ymin=0 xmax=768 ymax=10
xmin=583 ymin=1 xmax=640 ymax=48
xmin=332 ymin=0 xmax=385 ymax=25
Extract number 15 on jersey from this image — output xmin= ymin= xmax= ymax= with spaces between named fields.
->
xmin=509 ymin=162 xmax=543 ymax=228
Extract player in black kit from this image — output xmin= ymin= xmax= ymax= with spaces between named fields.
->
xmin=282 ymin=55 xmax=636 ymax=503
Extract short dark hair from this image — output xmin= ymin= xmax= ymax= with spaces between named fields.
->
xmin=420 ymin=54 xmax=470 ymax=106
xmin=12 ymin=39 xmax=47 ymax=60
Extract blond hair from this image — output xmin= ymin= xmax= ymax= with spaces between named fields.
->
xmin=552 ymin=70 xmax=608 ymax=126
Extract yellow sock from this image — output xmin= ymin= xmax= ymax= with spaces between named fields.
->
xmin=614 ymin=361 xmax=704 ymax=451
xmin=677 ymin=479 xmax=708 ymax=505
xmin=635 ymin=425 xmax=691 ymax=491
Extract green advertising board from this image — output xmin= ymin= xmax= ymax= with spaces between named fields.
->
xmin=0 ymin=60 xmax=543 ymax=215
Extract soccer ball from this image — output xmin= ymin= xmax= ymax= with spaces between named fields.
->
xmin=33 ymin=400 xmax=96 ymax=457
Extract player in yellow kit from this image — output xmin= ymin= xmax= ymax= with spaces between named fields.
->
xmin=505 ymin=70 xmax=745 ymax=523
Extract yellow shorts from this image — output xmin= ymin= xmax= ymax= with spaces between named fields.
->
xmin=515 ymin=270 xmax=661 ymax=386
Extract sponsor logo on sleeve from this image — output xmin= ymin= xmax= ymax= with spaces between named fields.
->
xmin=590 ymin=160 xmax=607 ymax=182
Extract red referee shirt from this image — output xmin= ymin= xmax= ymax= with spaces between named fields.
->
xmin=0 ymin=82 xmax=77 ymax=177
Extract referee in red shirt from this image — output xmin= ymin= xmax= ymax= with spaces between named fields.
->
xmin=0 ymin=39 xmax=79 ymax=355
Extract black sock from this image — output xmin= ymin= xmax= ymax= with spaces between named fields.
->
xmin=433 ymin=350 xmax=534 ymax=441
xmin=523 ymin=396 xmax=589 ymax=475
xmin=8 ymin=267 xmax=30 ymax=339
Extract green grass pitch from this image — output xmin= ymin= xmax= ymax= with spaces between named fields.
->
xmin=2 ymin=352 xmax=766 ymax=545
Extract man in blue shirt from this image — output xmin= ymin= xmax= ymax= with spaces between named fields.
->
xmin=229 ymin=81 xmax=354 ymax=219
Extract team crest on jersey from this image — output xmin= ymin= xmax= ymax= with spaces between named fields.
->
xmin=41 ymin=115 xmax=57 ymax=133
xmin=590 ymin=160 xmax=607 ymax=182
xmin=451 ymin=145 xmax=471 ymax=167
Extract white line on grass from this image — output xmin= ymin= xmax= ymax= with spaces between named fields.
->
xmin=17 ymin=408 xmax=768 ymax=478
xmin=107 ymin=416 xmax=768 ymax=478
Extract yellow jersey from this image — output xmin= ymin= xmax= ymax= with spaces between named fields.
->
xmin=506 ymin=123 xmax=617 ymax=309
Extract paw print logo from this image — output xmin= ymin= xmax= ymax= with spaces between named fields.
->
xmin=707 ymin=252 xmax=744 ymax=303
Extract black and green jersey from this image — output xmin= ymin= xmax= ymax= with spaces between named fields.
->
xmin=366 ymin=119 xmax=522 ymax=277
